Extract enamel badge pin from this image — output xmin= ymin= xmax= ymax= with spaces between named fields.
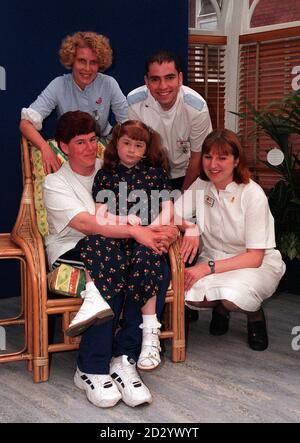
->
xmin=205 ymin=195 xmax=215 ymax=207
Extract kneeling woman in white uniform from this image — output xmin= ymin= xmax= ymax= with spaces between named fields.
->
xmin=175 ymin=129 xmax=285 ymax=351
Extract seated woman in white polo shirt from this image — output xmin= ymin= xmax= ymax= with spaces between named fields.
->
xmin=175 ymin=129 xmax=285 ymax=351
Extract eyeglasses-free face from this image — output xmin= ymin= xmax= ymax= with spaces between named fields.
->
xmin=202 ymin=148 xmax=239 ymax=190
xmin=61 ymin=132 xmax=98 ymax=175
xmin=145 ymin=61 xmax=183 ymax=111
xmin=72 ymin=47 xmax=99 ymax=90
xmin=117 ymin=135 xmax=147 ymax=168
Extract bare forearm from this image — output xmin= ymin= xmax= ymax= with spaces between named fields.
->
xmin=70 ymin=213 xmax=133 ymax=238
xmin=69 ymin=212 xmax=175 ymax=253
xmin=182 ymin=159 xmax=201 ymax=191
xmin=20 ymin=120 xmax=49 ymax=153
xmin=204 ymin=250 xmax=265 ymax=277
xmin=185 ymin=249 xmax=265 ymax=290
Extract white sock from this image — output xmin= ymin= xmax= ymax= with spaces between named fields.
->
xmin=140 ymin=314 xmax=161 ymax=329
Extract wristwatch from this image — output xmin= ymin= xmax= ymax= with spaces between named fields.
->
xmin=208 ymin=259 xmax=215 ymax=274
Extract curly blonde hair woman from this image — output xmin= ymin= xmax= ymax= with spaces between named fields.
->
xmin=59 ymin=31 xmax=113 ymax=72
xmin=20 ymin=31 xmax=127 ymax=175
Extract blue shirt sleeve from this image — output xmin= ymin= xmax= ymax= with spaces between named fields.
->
xmin=29 ymin=77 xmax=62 ymax=120
xmin=108 ymin=77 xmax=128 ymax=123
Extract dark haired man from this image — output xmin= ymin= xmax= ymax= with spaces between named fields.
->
xmin=128 ymin=50 xmax=212 ymax=191
xmin=128 ymin=51 xmax=212 ymax=322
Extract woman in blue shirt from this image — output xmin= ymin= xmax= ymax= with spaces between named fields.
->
xmin=20 ymin=31 xmax=128 ymax=174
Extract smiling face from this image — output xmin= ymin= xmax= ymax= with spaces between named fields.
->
xmin=61 ymin=132 xmax=98 ymax=175
xmin=117 ymin=135 xmax=147 ymax=168
xmin=145 ymin=61 xmax=183 ymax=111
xmin=202 ymin=146 xmax=239 ymax=191
xmin=72 ymin=47 xmax=99 ymax=90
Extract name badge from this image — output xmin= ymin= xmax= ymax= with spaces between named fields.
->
xmin=177 ymin=140 xmax=191 ymax=154
xmin=205 ymin=195 xmax=215 ymax=207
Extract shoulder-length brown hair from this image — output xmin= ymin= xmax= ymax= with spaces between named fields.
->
xmin=103 ymin=120 xmax=169 ymax=172
xmin=199 ymin=129 xmax=251 ymax=184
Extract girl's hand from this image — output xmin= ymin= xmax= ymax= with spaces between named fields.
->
xmin=180 ymin=225 xmax=200 ymax=264
xmin=184 ymin=263 xmax=208 ymax=291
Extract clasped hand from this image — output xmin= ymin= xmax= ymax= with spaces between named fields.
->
xmin=133 ymin=225 xmax=179 ymax=255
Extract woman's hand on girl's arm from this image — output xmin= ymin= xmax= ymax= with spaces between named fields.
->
xmin=132 ymin=225 xmax=171 ymax=254
xmin=148 ymin=225 xmax=179 ymax=254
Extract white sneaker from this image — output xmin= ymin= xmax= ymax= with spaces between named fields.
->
xmin=137 ymin=327 xmax=161 ymax=371
xmin=66 ymin=287 xmax=114 ymax=337
xmin=110 ymin=355 xmax=152 ymax=407
xmin=74 ymin=367 xmax=121 ymax=408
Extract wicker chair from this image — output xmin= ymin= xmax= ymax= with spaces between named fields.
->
xmin=9 ymin=136 xmax=186 ymax=383
xmin=0 ymin=234 xmax=33 ymax=369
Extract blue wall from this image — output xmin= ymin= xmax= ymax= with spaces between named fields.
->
xmin=0 ymin=0 xmax=188 ymax=296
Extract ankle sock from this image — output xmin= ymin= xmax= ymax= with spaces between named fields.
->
xmin=140 ymin=314 xmax=161 ymax=330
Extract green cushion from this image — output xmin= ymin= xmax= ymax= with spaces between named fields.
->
xmin=47 ymin=263 xmax=86 ymax=298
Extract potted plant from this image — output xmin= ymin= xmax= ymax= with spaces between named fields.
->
xmin=233 ymin=90 xmax=300 ymax=293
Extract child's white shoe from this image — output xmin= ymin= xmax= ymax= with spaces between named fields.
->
xmin=137 ymin=326 xmax=161 ymax=371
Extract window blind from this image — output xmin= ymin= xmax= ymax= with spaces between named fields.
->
xmin=188 ymin=34 xmax=227 ymax=129
xmin=238 ymin=27 xmax=300 ymax=191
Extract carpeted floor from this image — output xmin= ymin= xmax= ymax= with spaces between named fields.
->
xmin=0 ymin=292 xmax=299 ymax=423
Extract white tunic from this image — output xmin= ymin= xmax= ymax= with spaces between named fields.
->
xmin=174 ymin=178 xmax=286 ymax=311
xmin=128 ymin=85 xmax=212 ymax=179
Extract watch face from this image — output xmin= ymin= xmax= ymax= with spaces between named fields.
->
xmin=208 ymin=260 xmax=215 ymax=273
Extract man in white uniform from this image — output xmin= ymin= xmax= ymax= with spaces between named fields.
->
xmin=128 ymin=50 xmax=212 ymax=322
xmin=127 ymin=50 xmax=212 ymax=192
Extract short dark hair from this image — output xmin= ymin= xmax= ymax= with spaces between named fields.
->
xmin=55 ymin=111 xmax=96 ymax=146
xmin=145 ymin=50 xmax=182 ymax=75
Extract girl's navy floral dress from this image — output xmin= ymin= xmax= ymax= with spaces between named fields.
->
xmin=78 ymin=160 xmax=172 ymax=306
